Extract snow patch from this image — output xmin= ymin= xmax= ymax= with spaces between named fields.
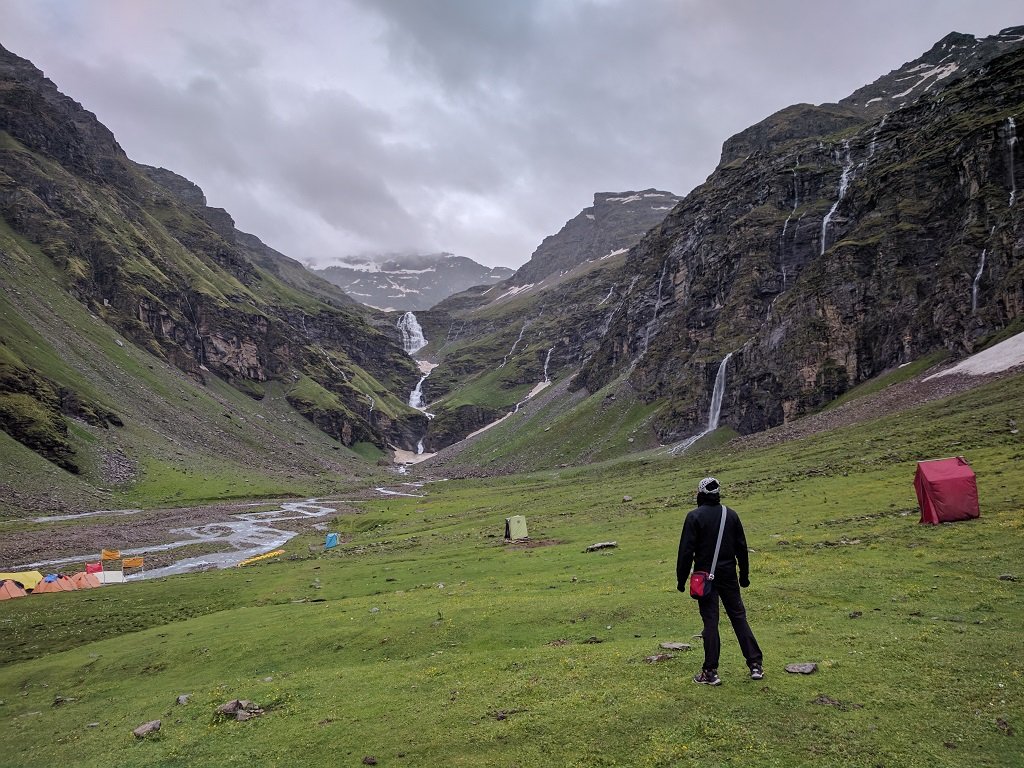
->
xmin=466 ymin=412 xmax=513 ymax=439
xmin=392 ymin=448 xmax=436 ymax=465
xmin=924 ymin=331 xmax=1024 ymax=380
xmin=602 ymin=248 xmax=629 ymax=260
xmin=493 ymin=284 xmax=535 ymax=302
xmin=892 ymin=62 xmax=960 ymax=98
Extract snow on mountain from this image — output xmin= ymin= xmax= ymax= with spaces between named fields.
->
xmin=314 ymin=253 xmax=514 ymax=310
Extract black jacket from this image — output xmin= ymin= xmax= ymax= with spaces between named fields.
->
xmin=676 ymin=503 xmax=749 ymax=590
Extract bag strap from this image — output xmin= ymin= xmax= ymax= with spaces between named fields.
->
xmin=708 ymin=506 xmax=728 ymax=581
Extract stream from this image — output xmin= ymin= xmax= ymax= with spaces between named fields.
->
xmin=13 ymin=484 xmax=435 ymax=580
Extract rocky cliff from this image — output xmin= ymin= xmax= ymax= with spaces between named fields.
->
xmin=720 ymin=26 xmax=1024 ymax=165
xmin=0 ymin=43 xmax=425 ymax=480
xmin=577 ymin=42 xmax=1024 ymax=444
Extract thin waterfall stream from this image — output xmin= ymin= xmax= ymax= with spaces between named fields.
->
xmin=669 ymin=352 xmax=733 ymax=455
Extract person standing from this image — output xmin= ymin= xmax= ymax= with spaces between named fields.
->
xmin=676 ymin=476 xmax=763 ymax=685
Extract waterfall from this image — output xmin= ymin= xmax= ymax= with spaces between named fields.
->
xmin=416 ymin=438 xmax=425 ymax=455
xmin=409 ymin=375 xmax=428 ymax=409
xmin=780 ymin=167 xmax=799 ymax=268
xmin=397 ymin=312 xmax=428 ymax=355
xmin=670 ymin=352 xmax=733 ymax=456
xmin=597 ymin=286 xmax=615 ymax=306
xmin=706 ymin=352 xmax=731 ymax=432
xmin=867 ymin=114 xmax=888 ymax=159
xmin=543 ymin=347 xmax=554 ymax=383
xmin=498 ymin=323 xmax=528 ymax=368
xmin=642 ymin=262 xmax=669 ymax=355
xmin=971 ymin=249 xmax=986 ymax=313
xmin=821 ymin=141 xmax=854 ymax=255
xmin=1008 ymin=117 xmax=1018 ymax=207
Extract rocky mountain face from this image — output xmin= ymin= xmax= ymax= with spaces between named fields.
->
xmin=0 ymin=43 xmax=427 ymax=484
xmin=511 ymin=190 xmax=683 ymax=285
xmin=138 ymin=164 xmax=360 ymax=311
xmin=842 ymin=27 xmax=1024 ymax=114
xmin=314 ymin=253 xmax=513 ymax=311
xmin=407 ymin=30 xmax=1023 ymax=460
xmin=576 ymin=41 xmax=1024 ymax=444
xmin=721 ymin=26 xmax=1024 ymax=165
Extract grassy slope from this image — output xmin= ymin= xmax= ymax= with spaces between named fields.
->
xmin=445 ymin=374 xmax=664 ymax=471
xmin=0 ymin=372 xmax=1020 ymax=767
xmin=0 ymin=222 xmax=382 ymax=514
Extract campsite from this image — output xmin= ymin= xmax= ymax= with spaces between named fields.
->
xmin=0 ymin=367 xmax=1020 ymax=767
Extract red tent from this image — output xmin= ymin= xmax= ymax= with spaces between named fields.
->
xmin=914 ymin=457 xmax=980 ymax=525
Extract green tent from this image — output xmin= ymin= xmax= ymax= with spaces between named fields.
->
xmin=504 ymin=515 xmax=528 ymax=541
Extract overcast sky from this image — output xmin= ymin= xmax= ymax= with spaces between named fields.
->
xmin=2 ymin=1 xmax=1021 ymax=269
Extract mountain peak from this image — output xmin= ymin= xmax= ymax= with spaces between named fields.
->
xmin=841 ymin=26 xmax=1024 ymax=114
xmin=510 ymin=189 xmax=682 ymax=284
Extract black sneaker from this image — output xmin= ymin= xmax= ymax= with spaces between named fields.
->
xmin=693 ymin=669 xmax=721 ymax=686
xmin=750 ymin=663 xmax=764 ymax=680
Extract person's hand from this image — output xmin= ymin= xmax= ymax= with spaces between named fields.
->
xmin=677 ymin=583 xmax=687 ymax=593
xmin=740 ymin=576 xmax=750 ymax=588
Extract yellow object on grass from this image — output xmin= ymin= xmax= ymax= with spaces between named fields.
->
xmin=236 ymin=549 xmax=285 ymax=567
xmin=0 ymin=570 xmax=44 ymax=591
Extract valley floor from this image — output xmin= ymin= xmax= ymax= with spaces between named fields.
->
xmin=0 ymin=363 xmax=1022 ymax=767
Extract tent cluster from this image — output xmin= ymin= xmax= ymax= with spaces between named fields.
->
xmin=0 ymin=550 xmax=146 ymax=600
xmin=0 ymin=569 xmax=102 ymax=600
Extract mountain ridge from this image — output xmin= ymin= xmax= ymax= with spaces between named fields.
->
xmin=314 ymin=253 xmax=512 ymax=311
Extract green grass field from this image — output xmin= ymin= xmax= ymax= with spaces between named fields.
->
xmin=1 ymin=373 xmax=1021 ymax=767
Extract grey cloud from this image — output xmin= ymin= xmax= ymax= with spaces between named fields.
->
xmin=2 ymin=0 xmax=1023 ymax=268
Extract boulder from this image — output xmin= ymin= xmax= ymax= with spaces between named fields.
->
xmin=132 ymin=720 xmax=161 ymax=739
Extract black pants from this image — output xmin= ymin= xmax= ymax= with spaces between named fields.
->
xmin=697 ymin=578 xmax=762 ymax=671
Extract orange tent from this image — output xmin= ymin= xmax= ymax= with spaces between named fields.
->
xmin=70 ymin=572 xmax=102 ymax=589
xmin=32 ymin=575 xmax=78 ymax=594
xmin=0 ymin=580 xmax=27 ymax=600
